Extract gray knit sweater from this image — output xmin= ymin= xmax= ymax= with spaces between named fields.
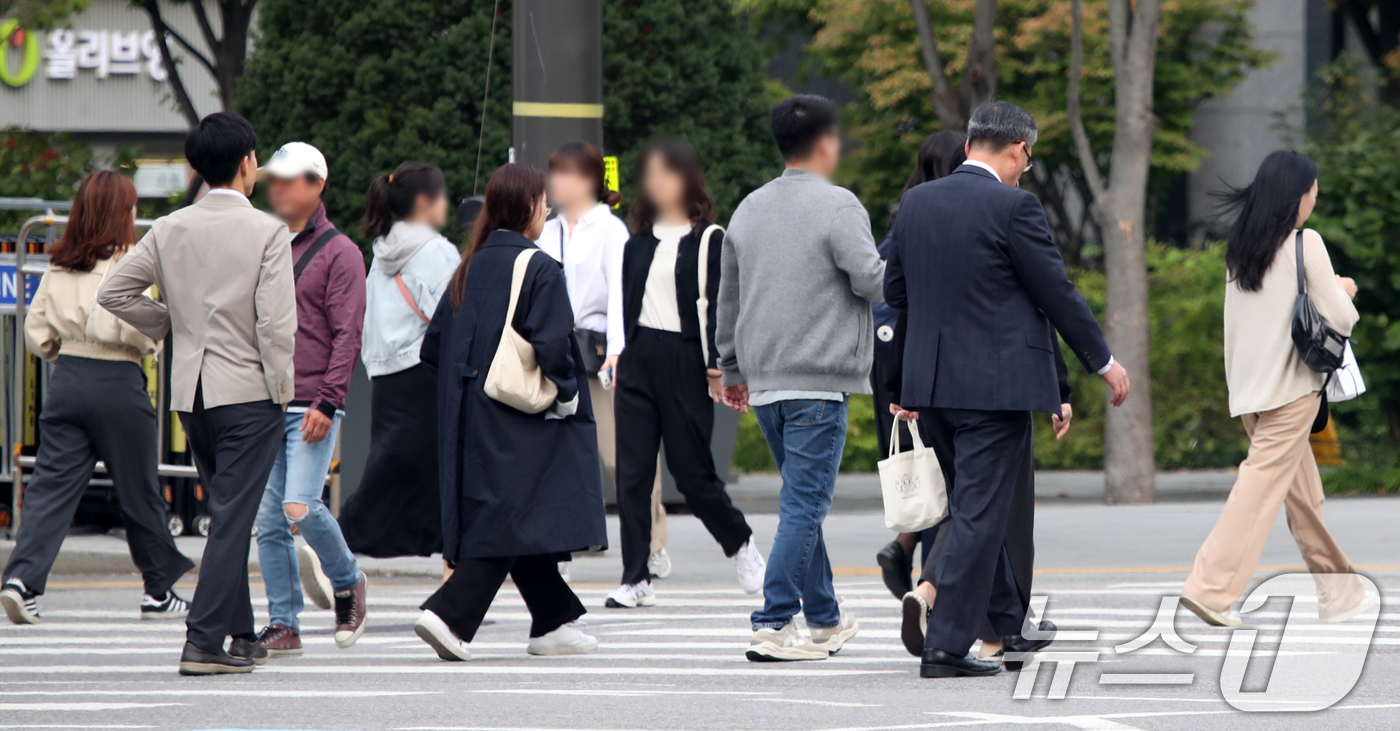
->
xmin=716 ymin=167 xmax=885 ymax=394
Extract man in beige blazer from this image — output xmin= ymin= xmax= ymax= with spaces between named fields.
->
xmin=98 ymin=112 xmax=296 ymax=676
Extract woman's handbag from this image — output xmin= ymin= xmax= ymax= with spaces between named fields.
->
xmin=1326 ymin=342 xmax=1366 ymax=403
xmin=877 ymin=419 xmax=948 ymax=533
xmin=1291 ymin=231 xmax=1348 ymax=375
xmin=483 ymin=249 xmax=559 ymax=414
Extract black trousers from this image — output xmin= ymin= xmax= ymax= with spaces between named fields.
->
xmin=871 ymin=352 xmax=913 ymax=457
xmin=421 ymin=553 xmax=585 ymax=640
xmin=920 ymin=418 xmax=1036 ymax=642
xmin=614 ymin=328 xmax=752 ymax=585
xmin=920 ymin=407 xmax=1030 ymax=656
xmin=178 ymin=387 xmax=283 ymax=654
xmin=3 ymin=357 xmax=193 ymax=598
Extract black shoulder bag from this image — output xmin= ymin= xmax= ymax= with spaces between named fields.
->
xmin=293 ymin=227 xmax=341 ymax=282
xmin=1290 ymin=231 xmax=1347 ymax=433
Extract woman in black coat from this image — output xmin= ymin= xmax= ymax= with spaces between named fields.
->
xmin=411 ymin=163 xmax=608 ymax=662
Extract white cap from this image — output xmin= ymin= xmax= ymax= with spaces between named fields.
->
xmin=258 ymin=142 xmax=328 ymax=181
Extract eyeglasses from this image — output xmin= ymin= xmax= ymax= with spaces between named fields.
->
xmin=1021 ymin=142 xmax=1034 ymax=174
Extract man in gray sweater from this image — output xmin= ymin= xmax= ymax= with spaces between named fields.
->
xmin=717 ymin=95 xmax=885 ymax=662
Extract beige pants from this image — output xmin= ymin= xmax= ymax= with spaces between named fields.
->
xmin=1183 ymin=393 xmax=1364 ymax=615
xmin=590 ymin=379 xmax=667 ymax=554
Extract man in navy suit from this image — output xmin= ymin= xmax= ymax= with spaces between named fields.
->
xmin=885 ymin=102 xmax=1131 ymax=678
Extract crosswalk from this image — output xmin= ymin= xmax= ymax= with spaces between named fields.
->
xmin=0 ymin=576 xmax=1396 ymax=730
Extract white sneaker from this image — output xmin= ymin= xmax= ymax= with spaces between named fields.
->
xmin=734 ymin=540 xmax=765 ymax=595
xmin=1179 ymin=596 xmax=1243 ymax=628
xmin=1322 ymin=589 xmax=1381 ymax=624
xmin=527 ymin=621 xmax=599 ymax=656
xmin=746 ymin=622 xmax=829 ymax=662
xmin=605 ymin=581 xmax=656 ymax=608
xmin=647 ymin=548 xmax=672 ymax=579
xmin=557 ymin=561 xmax=571 ymax=583
xmin=810 ymin=610 xmax=860 ymax=655
xmin=0 ymin=579 xmax=40 ymax=625
xmin=413 ymin=610 xmax=471 ymax=661
xmin=297 ymin=544 xmax=334 ymax=610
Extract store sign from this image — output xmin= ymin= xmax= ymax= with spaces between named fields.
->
xmin=0 ymin=265 xmax=40 ymax=307
xmin=1 ymin=23 xmax=166 ymax=88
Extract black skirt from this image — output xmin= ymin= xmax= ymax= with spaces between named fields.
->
xmin=339 ymin=363 xmax=443 ymax=558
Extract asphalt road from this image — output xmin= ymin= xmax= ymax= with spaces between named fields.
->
xmin=2 ymin=497 xmax=1397 ymax=731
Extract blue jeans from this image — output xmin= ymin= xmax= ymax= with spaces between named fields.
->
xmin=255 ymin=411 xmax=359 ymax=633
xmin=750 ymin=398 xmax=847 ymax=630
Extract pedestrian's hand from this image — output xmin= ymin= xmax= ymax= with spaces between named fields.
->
xmin=301 ymin=408 xmax=332 ymax=444
xmin=1052 ymin=402 xmax=1073 ymax=439
xmin=722 ymin=383 xmax=749 ymax=414
xmin=1101 ymin=361 xmax=1130 ymax=407
xmin=889 ymin=402 xmax=917 ymax=421
xmin=602 ymin=355 xmax=620 ymax=386
xmin=707 ymin=369 xmax=723 ymax=403
xmin=1336 ymin=275 xmax=1358 ymax=299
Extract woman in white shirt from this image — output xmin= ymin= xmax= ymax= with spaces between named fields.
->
xmin=2 ymin=172 xmax=193 ymax=625
xmin=538 ymin=142 xmax=650 ymax=579
xmin=605 ymin=139 xmax=764 ymax=609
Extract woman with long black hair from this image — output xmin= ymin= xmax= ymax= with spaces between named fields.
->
xmin=1180 ymin=150 xmax=1374 ymax=627
xmin=412 ymin=163 xmax=606 ymax=660
xmin=339 ymin=162 xmax=458 ymax=567
xmin=605 ymin=139 xmax=765 ymax=609
xmin=1 ymin=171 xmax=194 ymax=625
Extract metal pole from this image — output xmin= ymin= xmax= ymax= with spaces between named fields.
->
xmin=511 ymin=0 xmax=605 ymax=169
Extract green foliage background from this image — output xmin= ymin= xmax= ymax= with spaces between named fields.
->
xmin=239 ymin=0 xmax=778 ymax=249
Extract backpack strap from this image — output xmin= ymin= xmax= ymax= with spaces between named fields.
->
xmin=695 ymin=223 xmax=723 ymax=367
xmin=395 ymin=272 xmax=430 ymax=324
xmin=293 ymin=227 xmax=341 ymax=282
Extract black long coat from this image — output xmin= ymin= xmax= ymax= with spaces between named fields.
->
xmin=420 ymin=230 xmax=608 ymax=563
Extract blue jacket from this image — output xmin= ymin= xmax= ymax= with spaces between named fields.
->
xmin=873 ymin=233 xmax=899 ymax=357
xmin=361 ymin=222 xmax=459 ymax=377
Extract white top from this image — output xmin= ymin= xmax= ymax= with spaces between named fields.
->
xmin=536 ymin=203 xmax=629 ymax=356
xmin=204 ymin=187 xmax=247 ymax=200
xmin=639 ymin=223 xmax=688 ymax=332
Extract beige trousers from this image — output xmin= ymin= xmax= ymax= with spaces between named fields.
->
xmin=1183 ymin=392 xmax=1364 ymax=615
xmin=590 ymin=379 xmax=667 ymax=553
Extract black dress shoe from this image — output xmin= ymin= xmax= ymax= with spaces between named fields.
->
xmin=920 ymin=649 xmax=1002 ymax=678
xmin=229 ymin=636 xmax=269 ymax=666
xmin=876 ymin=540 xmax=914 ymax=600
xmin=1001 ymin=620 xmax=1056 ymax=671
xmin=178 ymin=642 xmax=255 ymax=676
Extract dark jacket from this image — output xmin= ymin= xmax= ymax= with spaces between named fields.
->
xmin=621 ymin=221 xmax=723 ymax=369
xmin=884 ymin=164 xmax=1110 ymax=415
xmin=420 ymin=230 xmax=607 ymax=562
xmin=289 ymin=203 xmax=366 ymax=416
xmin=872 ymin=233 xmax=899 ymax=357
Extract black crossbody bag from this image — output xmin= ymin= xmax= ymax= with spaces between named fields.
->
xmin=557 ymin=224 xmax=608 ymax=374
xmin=1289 ymin=231 xmax=1348 ymax=433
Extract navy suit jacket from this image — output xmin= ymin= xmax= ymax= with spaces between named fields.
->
xmin=884 ymin=164 xmax=1111 ymax=415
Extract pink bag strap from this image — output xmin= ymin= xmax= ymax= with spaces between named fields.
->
xmin=394 ymin=272 xmax=430 ymax=324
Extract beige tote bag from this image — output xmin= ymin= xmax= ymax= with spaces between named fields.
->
xmin=483 ymin=249 xmax=559 ymax=414
xmin=877 ymin=419 xmax=947 ymax=533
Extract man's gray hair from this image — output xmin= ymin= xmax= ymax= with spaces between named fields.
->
xmin=966 ymin=101 xmax=1038 ymax=151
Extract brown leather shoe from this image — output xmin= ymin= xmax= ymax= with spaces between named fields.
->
xmin=256 ymin=624 xmax=303 ymax=658
xmin=333 ymin=572 xmax=367 ymax=649
xmin=178 ymin=642 xmax=254 ymax=676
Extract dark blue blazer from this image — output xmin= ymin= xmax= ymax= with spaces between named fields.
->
xmin=884 ymin=164 xmax=1111 ymax=415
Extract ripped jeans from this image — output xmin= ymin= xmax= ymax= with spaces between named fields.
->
xmin=254 ymin=410 xmax=359 ymax=633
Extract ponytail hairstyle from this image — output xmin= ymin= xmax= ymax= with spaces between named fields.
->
xmin=628 ymin=137 xmax=715 ymax=235
xmin=361 ymin=161 xmax=447 ymax=240
xmin=448 ymin=163 xmax=549 ymax=311
xmin=50 ymin=171 xmax=139 ymax=273
xmin=1214 ymin=150 xmax=1318 ymax=292
xmin=548 ymin=142 xmax=621 ymax=207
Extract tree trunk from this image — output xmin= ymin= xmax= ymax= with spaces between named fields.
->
xmin=140 ymin=0 xmax=201 ymax=127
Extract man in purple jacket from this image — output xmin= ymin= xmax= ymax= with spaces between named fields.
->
xmin=252 ymin=142 xmax=369 ymax=658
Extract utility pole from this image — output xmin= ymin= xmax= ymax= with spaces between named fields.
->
xmin=511 ymin=0 xmax=605 ymax=169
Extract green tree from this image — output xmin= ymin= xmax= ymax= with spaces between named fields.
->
xmin=604 ymin=0 xmax=781 ymax=223
xmin=0 ymin=0 xmax=90 ymax=29
xmin=239 ymin=0 xmax=513 ymax=243
xmin=0 ymin=128 xmax=93 ymax=230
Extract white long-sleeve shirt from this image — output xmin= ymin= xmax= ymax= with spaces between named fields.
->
xmin=537 ymin=203 xmax=629 ymax=356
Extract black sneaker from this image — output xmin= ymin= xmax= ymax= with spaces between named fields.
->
xmin=177 ymin=642 xmax=255 ymax=676
xmin=140 ymin=591 xmax=190 ymax=621
xmin=228 ymin=635 xmax=269 ymax=666
xmin=0 ymin=579 xmax=40 ymax=625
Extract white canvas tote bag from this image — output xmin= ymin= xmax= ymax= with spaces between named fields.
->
xmin=877 ymin=419 xmax=948 ymax=533
xmin=483 ymin=249 xmax=559 ymax=414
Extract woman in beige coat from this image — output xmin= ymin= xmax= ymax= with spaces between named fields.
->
xmin=0 ymin=172 xmax=194 ymax=626
xmin=1180 ymin=151 xmax=1375 ymax=627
